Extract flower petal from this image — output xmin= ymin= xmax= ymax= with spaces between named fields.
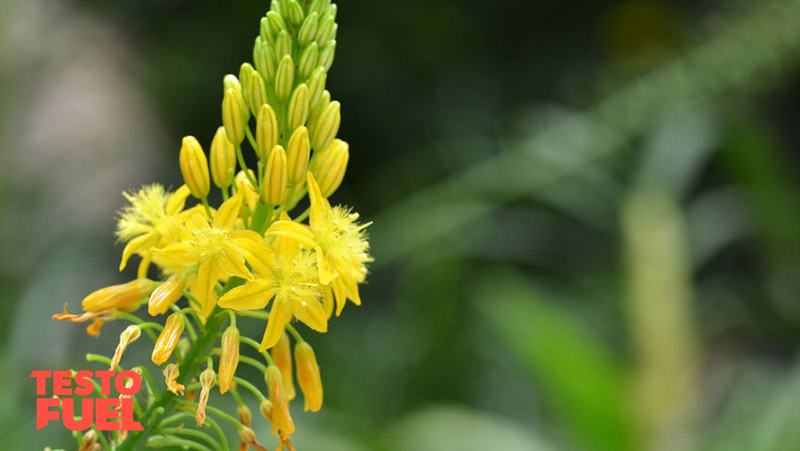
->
xmin=214 ymin=189 xmax=244 ymax=229
xmin=166 ymin=184 xmax=192 ymax=215
xmin=306 ymin=172 xmax=331 ymax=232
xmin=260 ymin=299 xmax=291 ymax=351
xmin=218 ymin=280 xmax=274 ymax=310
xmin=315 ymin=246 xmax=338 ymax=285
xmin=267 ymin=220 xmax=317 ymax=249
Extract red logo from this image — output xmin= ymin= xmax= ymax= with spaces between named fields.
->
xmin=31 ymin=370 xmax=144 ymax=431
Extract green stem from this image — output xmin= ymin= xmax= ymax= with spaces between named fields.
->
xmin=116 ymin=311 xmax=223 ymax=451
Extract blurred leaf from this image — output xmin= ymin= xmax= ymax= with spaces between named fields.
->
xmin=474 ymin=270 xmax=633 ymax=451
xmin=385 ymin=405 xmax=556 ymax=451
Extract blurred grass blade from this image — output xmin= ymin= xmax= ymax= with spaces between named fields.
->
xmin=623 ymin=188 xmax=699 ymax=450
xmin=475 ymin=270 xmax=633 ymax=451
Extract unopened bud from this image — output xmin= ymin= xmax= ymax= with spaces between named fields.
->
xmin=287 ymin=0 xmax=304 ymax=25
xmin=308 ymin=0 xmax=330 ymax=16
xmin=179 ymin=136 xmax=211 ymax=199
xmin=223 ymin=74 xmax=242 ymax=93
xmin=275 ymin=55 xmax=295 ymax=101
xmin=259 ymin=398 xmax=273 ymax=419
xmin=218 ymin=326 xmax=240 ymax=394
xmin=318 ymin=39 xmax=336 ymax=72
xmin=196 ymin=368 xmax=216 ymax=426
xmin=151 ymin=312 xmax=185 ymax=365
xmin=223 ymin=87 xmax=248 ymax=145
xmin=287 ymin=84 xmax=310 ymax=131
xmin=266 ymin=11 xmax=288 ymax=38
xmin=286 ymin=126 xmax=311 ymax=184
xmin=298 ymin=12 xmax=319 ymax=46
xmin=148 ymin=273 xmax=186 ymax=316
xmin=271 ymin=333 xmax=296 ymax=400
xmin=238 ymin=426 xmax=268 ymax=451
xmin=253 ymin=37 xmax=276 ymax=83
xmin=309 ymin=90 xmax=330 ymax=131
xmin=240 ymin=64 xmax=268 ymax=116
xmin=79 ymin=430 xmax=100 ymax=451
xmin=307 ymin=67 xmax=327 ymax=109
xmin=316 ymin=14 xmax=336 ymax=45
xmin=255 ymin=104 xmax=279 ymax=161
xmin=295 ymin=341 xmax=323 ymax=412
xmin=310 ymin=100 xmax=340 ymax=152
xmin=163 ymin=363 xmax=185 ymax=396
xmin=275 ymin=30 xmax=292 ymax=62
xmin=298 ymin=43 xmax=318 ymax=79
xmin=323 ymin=3 xmax=338 ymax=20
xmin=210 ymin=126 xmax=236 ymax=189
xmin=311 ymin=139 xmax=349 ymax=197
xmin=259 ymin=16 xmax=271 ymax=43
xmin=263 ymin=145 xmax=288 ymax=205
xmin=109 ymin=325 xmax=141 ymax=370
xmin=82 ymin=278 xmax=158 ymax=313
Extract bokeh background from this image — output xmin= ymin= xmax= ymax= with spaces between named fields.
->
xmin=2 ymin=0 xmax=800 ymax=450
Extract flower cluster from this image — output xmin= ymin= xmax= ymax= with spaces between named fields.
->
xmin=54 ymin=1 xmax=370 ymax=449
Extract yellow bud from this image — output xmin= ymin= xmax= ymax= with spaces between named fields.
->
xmin=196 ymin=368 xmax=216 ymax=426
xmin=287 ymin=84 xmax=310 ymax=131
xmin=82 ymin=278 xmax=158 ymax=313
xmin=271 ymin=333 xmax=296 ymax=400
xmin=310 ymin=100 xmax=340 ymax=152
xmin=308 ymin=89 xmax=330 ymax=133
xmin=318 ymin=39 xmax=336 ymax=72
xmin=265 ymin=365 xmax=295 ymax=435
xmin=151 ymin=312 xmax=185 ymax=365
xmin=218 ymin=326 xmax=240 ymax=394
xmin=210 ymin=126 xmax=236 ymax=189
xmin=235 ymin=169 xmax=261 ymax=211
xmin=223 ymin=88 xmax=247 ymax=145
xmin=298 ymin=42 xmax=318 ymax=79
xmin=148 ymin=273 xmax=186 ymax=316
xmin=179 ymin=136 xmax=211 ymax=199
xmin=253 ymin=37 xmax=276 ymax=83
xmin=307 ymin=67 xmax=327 ymax=109
xmin=238 ymin=427 xmax=266 ymax=451
xmin=275 ymin=55 xmax=295 ymax=101
xmin=259 ymin=399 xmax=273 ymax=419
xmin=286 ymin=126 xmax=311 ymax=184
xmin=295 ymin=341 xmax=323 ymax=412
xmin=163 ymin=363 xmax=185 ymax=395
xmin=109 ymin=325 xmax=141 ymax=371
xmin=263 ymin=145 xmax=288 ymax=205
xmin=223 ymin=74 xmax=241 ymax=93
xmin=316 ymin=14 xmax=337 ymax=44
xmin=237 ymin=405 xmax=252 ymax=427
xmin=298 ymin=12 xmax=319 ymax=46
xmin=240 ymin=63 xmax=268 ymax=116
xmin=311 ymin=139 xmax=349 ymax=197
xmin=256 ymin=104 xmax=279 ymax=161
xmin=275 ymin=30 xmax=292 ymax=61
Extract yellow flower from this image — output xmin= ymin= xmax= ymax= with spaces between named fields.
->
xmin=152 ymin=190 xmax=264 ymax=320
xmin=116 ymin=184 xmax=200 ymax=275
xmin=267 ymin=172 xmax=372 ymax=316
xmin=218 ymin=221 xmax=328 ymax=351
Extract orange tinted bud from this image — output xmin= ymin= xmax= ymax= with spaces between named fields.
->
xmin=237 ymin=405 xmax=252 ymax=427
xmin=259 ymin=398 xmax=273 ymax=419
xmin=265 ymin=365 xmax=295 ymax=435
xmin=218 ymin=326 xmax=240 ymax=394
xmin=151 ymin=313 xmax=185 ymax=365
xmin=164 ymin=363 xmax=185 ymax=396
xmin=196 ymin=368 xmax=216 ymax=426
xmin=238 ymin=426 xmax=269 ymax=451
xmin=271 ymin=333 xmax=296 ymax=400
xmin=79 ymin=430 xmax=100 ymax=451
xmin=81 ymin=278 xmax=158 ymax=313
xmin=295 ymin=341 xmax=323 ymax=412
xmin=109 ymin=325 xmax=141 ymax=370
xmin=148 ymin=274 xmax=186 ymax=316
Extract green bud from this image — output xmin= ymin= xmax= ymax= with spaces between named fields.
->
xmin=253 ymin=37 xmax=276 ymax=83
xmin=319 ymin=40 xmax=336 ymax=72
xmin=275 ymin=30 xmax=292 ymax=61
xmin=286 ymin=126 xmax=310 ymax=184
xmin=309 ymin=89 xmax=330 ymax=125
xmin=307 ymin=67 xmax=327 ymax=108
xmin=308 ymin=0 xmax=330 ymax=16
xmin=260 ymin=16 xmax=271 ymax=43
xmin=256 ymin=104 xmax=279 ymax=161
xmin=298 ymin=12 xmax=319 ymax=47
xmin=298 ymin=42 xmax=319 ymax=79
xmin=288 ymin=0 xmax=305 ymax=25
xmin=310 ymin=100 xmax=340 ymax=152
xmin=323 ymin=3 xmax=337 ymax=20
xmin=240 ymin=63 xmax=267 ymax=116
xmin=287 ymin=84 xmax=309 ymax=131
xmin=275 ymin=55 xmax=295 ymax=101
xmin=316 ymin=14 xmax=336 ymax=44
xmin=222 ymin=88 xmax=247 ymax=144
xmin=266 ymin=11 xmax=288 ymax=38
